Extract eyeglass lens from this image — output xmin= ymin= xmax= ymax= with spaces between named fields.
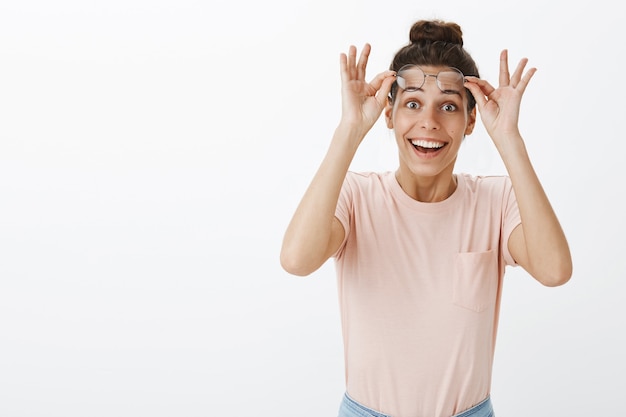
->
xmin=397 ymin=67 xmax=464 ymax=94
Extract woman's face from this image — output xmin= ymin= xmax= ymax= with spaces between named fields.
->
xmin=385 ymin=65 xmax=476 ymax=180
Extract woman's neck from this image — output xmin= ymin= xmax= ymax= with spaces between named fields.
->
xmin=394 ymin=169 xmax=458 ymax=203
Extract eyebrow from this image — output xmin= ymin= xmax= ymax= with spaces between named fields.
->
xmin=441 ymin=89 xmax=462 ymax=96
xmin=401 ymin=87 xmax=462 ymax=97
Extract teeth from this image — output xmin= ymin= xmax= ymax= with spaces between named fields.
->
xmin=411 ymin=139 xmax=445 ymax=149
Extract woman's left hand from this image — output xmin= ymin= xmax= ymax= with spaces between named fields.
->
xmin=464 ymin=49 xmax=536 ymax=144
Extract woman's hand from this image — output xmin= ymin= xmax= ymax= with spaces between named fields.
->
xmin=464 ymin=49 xmax=536 ymax=145
xmin=339 ymin=43 xmax=396 ymax=139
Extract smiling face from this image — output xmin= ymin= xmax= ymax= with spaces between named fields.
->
xmin=386 ymin=65 xmax=476 ymax=185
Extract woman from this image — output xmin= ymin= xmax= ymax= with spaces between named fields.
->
xmin=280 ymin=19 xmax=572 ymax=417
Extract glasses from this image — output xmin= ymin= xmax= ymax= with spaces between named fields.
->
xmin=396 ymin=65 xmax=466 ymax=94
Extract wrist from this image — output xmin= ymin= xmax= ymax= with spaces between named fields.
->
xmin=334 ymin=121 xmax=369 ymax=148
xmin=493 ymin=133 xmax=531 ymax=168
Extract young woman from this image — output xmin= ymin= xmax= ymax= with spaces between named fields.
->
xmin=280 ymin=19 xmax=572 ymax=417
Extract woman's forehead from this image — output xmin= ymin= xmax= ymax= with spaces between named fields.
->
xmin=400 ymin=64 xmax=455 ymax=73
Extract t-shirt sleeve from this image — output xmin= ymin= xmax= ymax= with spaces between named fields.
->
xmin=501 ymin=177 xmax=521 ymax=266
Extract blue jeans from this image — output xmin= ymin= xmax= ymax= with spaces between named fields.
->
xmin=338 ymin=392 xmax=494 ymax=417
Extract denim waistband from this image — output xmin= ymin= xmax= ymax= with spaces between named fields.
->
xmin=339 ymin=393 xmax=391 ymax=417
xmin=338 ymin=392 xmax=494 ymax=417
xmin=451 ymin=396 xmax=493 ymax=417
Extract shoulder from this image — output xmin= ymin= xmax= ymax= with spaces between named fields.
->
xmin=339 ymin=171 xmax=396 ymax=212
xmin=343 ymin=171 xmax=393 ymax=192
xmin=345 ymin=170 xmax=390 ymax=183
xmin=458 ymin=173 xmax=512 ymax=196
xmin=456 ymin=173 xmax=517 ymax=213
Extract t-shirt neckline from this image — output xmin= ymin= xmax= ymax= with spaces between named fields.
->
xmin=386 ymin=171 xmax=465 ymax=213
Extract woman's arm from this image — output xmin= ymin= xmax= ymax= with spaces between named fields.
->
xmin=465 ymin=50 xmax=572 ymax=286
xmin=280 ymin=44 xmax=396 ymax=276
xmin=500 ymin=137 xmax=572 ymax=286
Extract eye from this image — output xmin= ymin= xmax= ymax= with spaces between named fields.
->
xmin=441 ymin=103 xmax=458 ymax=112
xmin=406 ymin=101 xmax=420 ymax=110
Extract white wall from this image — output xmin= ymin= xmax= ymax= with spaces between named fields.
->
xmin=1 ymin=1 xmax=624 ymax=416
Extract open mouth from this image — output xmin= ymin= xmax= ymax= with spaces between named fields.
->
xmin=410 ymin=139 xmax=447 ymax=153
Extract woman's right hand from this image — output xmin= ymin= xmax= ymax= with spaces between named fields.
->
xmin=339 ymin=44 xmax=396 ymax=140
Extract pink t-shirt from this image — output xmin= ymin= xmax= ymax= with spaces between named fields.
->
xmin=333 ymin=171 xmax=520 ymax=417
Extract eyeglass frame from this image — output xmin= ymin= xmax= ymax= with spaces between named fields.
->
xmin=389 ymin=64 xmax=477 ymax=110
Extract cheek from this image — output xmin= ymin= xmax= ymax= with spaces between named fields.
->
xmin=450 ymin=118 xmax=471 ymax=136
xmin=391 ymin=111 xmax=414 ymax=131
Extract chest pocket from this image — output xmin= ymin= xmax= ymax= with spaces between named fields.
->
xmin=452 ymin=250 xmax=498 ymax=312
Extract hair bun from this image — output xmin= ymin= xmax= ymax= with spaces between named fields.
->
xmin=409 ymin=20 xmax=464 ymax=46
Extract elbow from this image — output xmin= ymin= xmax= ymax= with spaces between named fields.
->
xmin=535 ymin=259 xmax=573 ymax=287
xmin=280 ymin=258 xmax=313 ymax=277
xmin=539 ymin=272 xmax=571 ymax=287
xmin=279 ymin=249 xmax=317 ymax=277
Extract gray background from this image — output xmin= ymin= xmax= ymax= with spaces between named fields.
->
xmin=1 ymin=0 xmax=623 ymax=416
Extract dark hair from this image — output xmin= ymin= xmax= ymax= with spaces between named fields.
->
xmin=389 ymin=20 xmax=479 ymax=110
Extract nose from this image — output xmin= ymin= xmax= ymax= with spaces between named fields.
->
xmin=416 ymin=105 xmax=440 ymax=130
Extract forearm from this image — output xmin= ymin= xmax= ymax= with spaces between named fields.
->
xmin=497 ymin=134 xmax=573 ymax=285
xmin=280 ymin=123 xmax=363 ymax=276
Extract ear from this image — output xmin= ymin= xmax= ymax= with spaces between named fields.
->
xmin=385 ymin=99 xmax=394 ymax=129
xmin=464 ymin=107 xmax=477 ymax=136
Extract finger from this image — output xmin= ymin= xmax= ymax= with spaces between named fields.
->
xmin=510 ymin=57 xmax=529 ymax=88
xmin=464 ymin=81 xmax=488 ymax=109
xmin=357 ymin=43 xmax=371 ymax=81
xmin=370 ymin=71 xmax=397 ymax=105
xmin=499 ymin=49 xmax=510 ymax=87
xmin=465 ymin=77 xmax=496 ymax=97
xmin=339 ymin=52 xmax=348 ymax=84
xmin=347 ymin=45 xmax=357 ymax=78
xmin=515 ymin=67 xmax=537 ymax=94
xmin=369 ymin=70 xmax=396 ymax=90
